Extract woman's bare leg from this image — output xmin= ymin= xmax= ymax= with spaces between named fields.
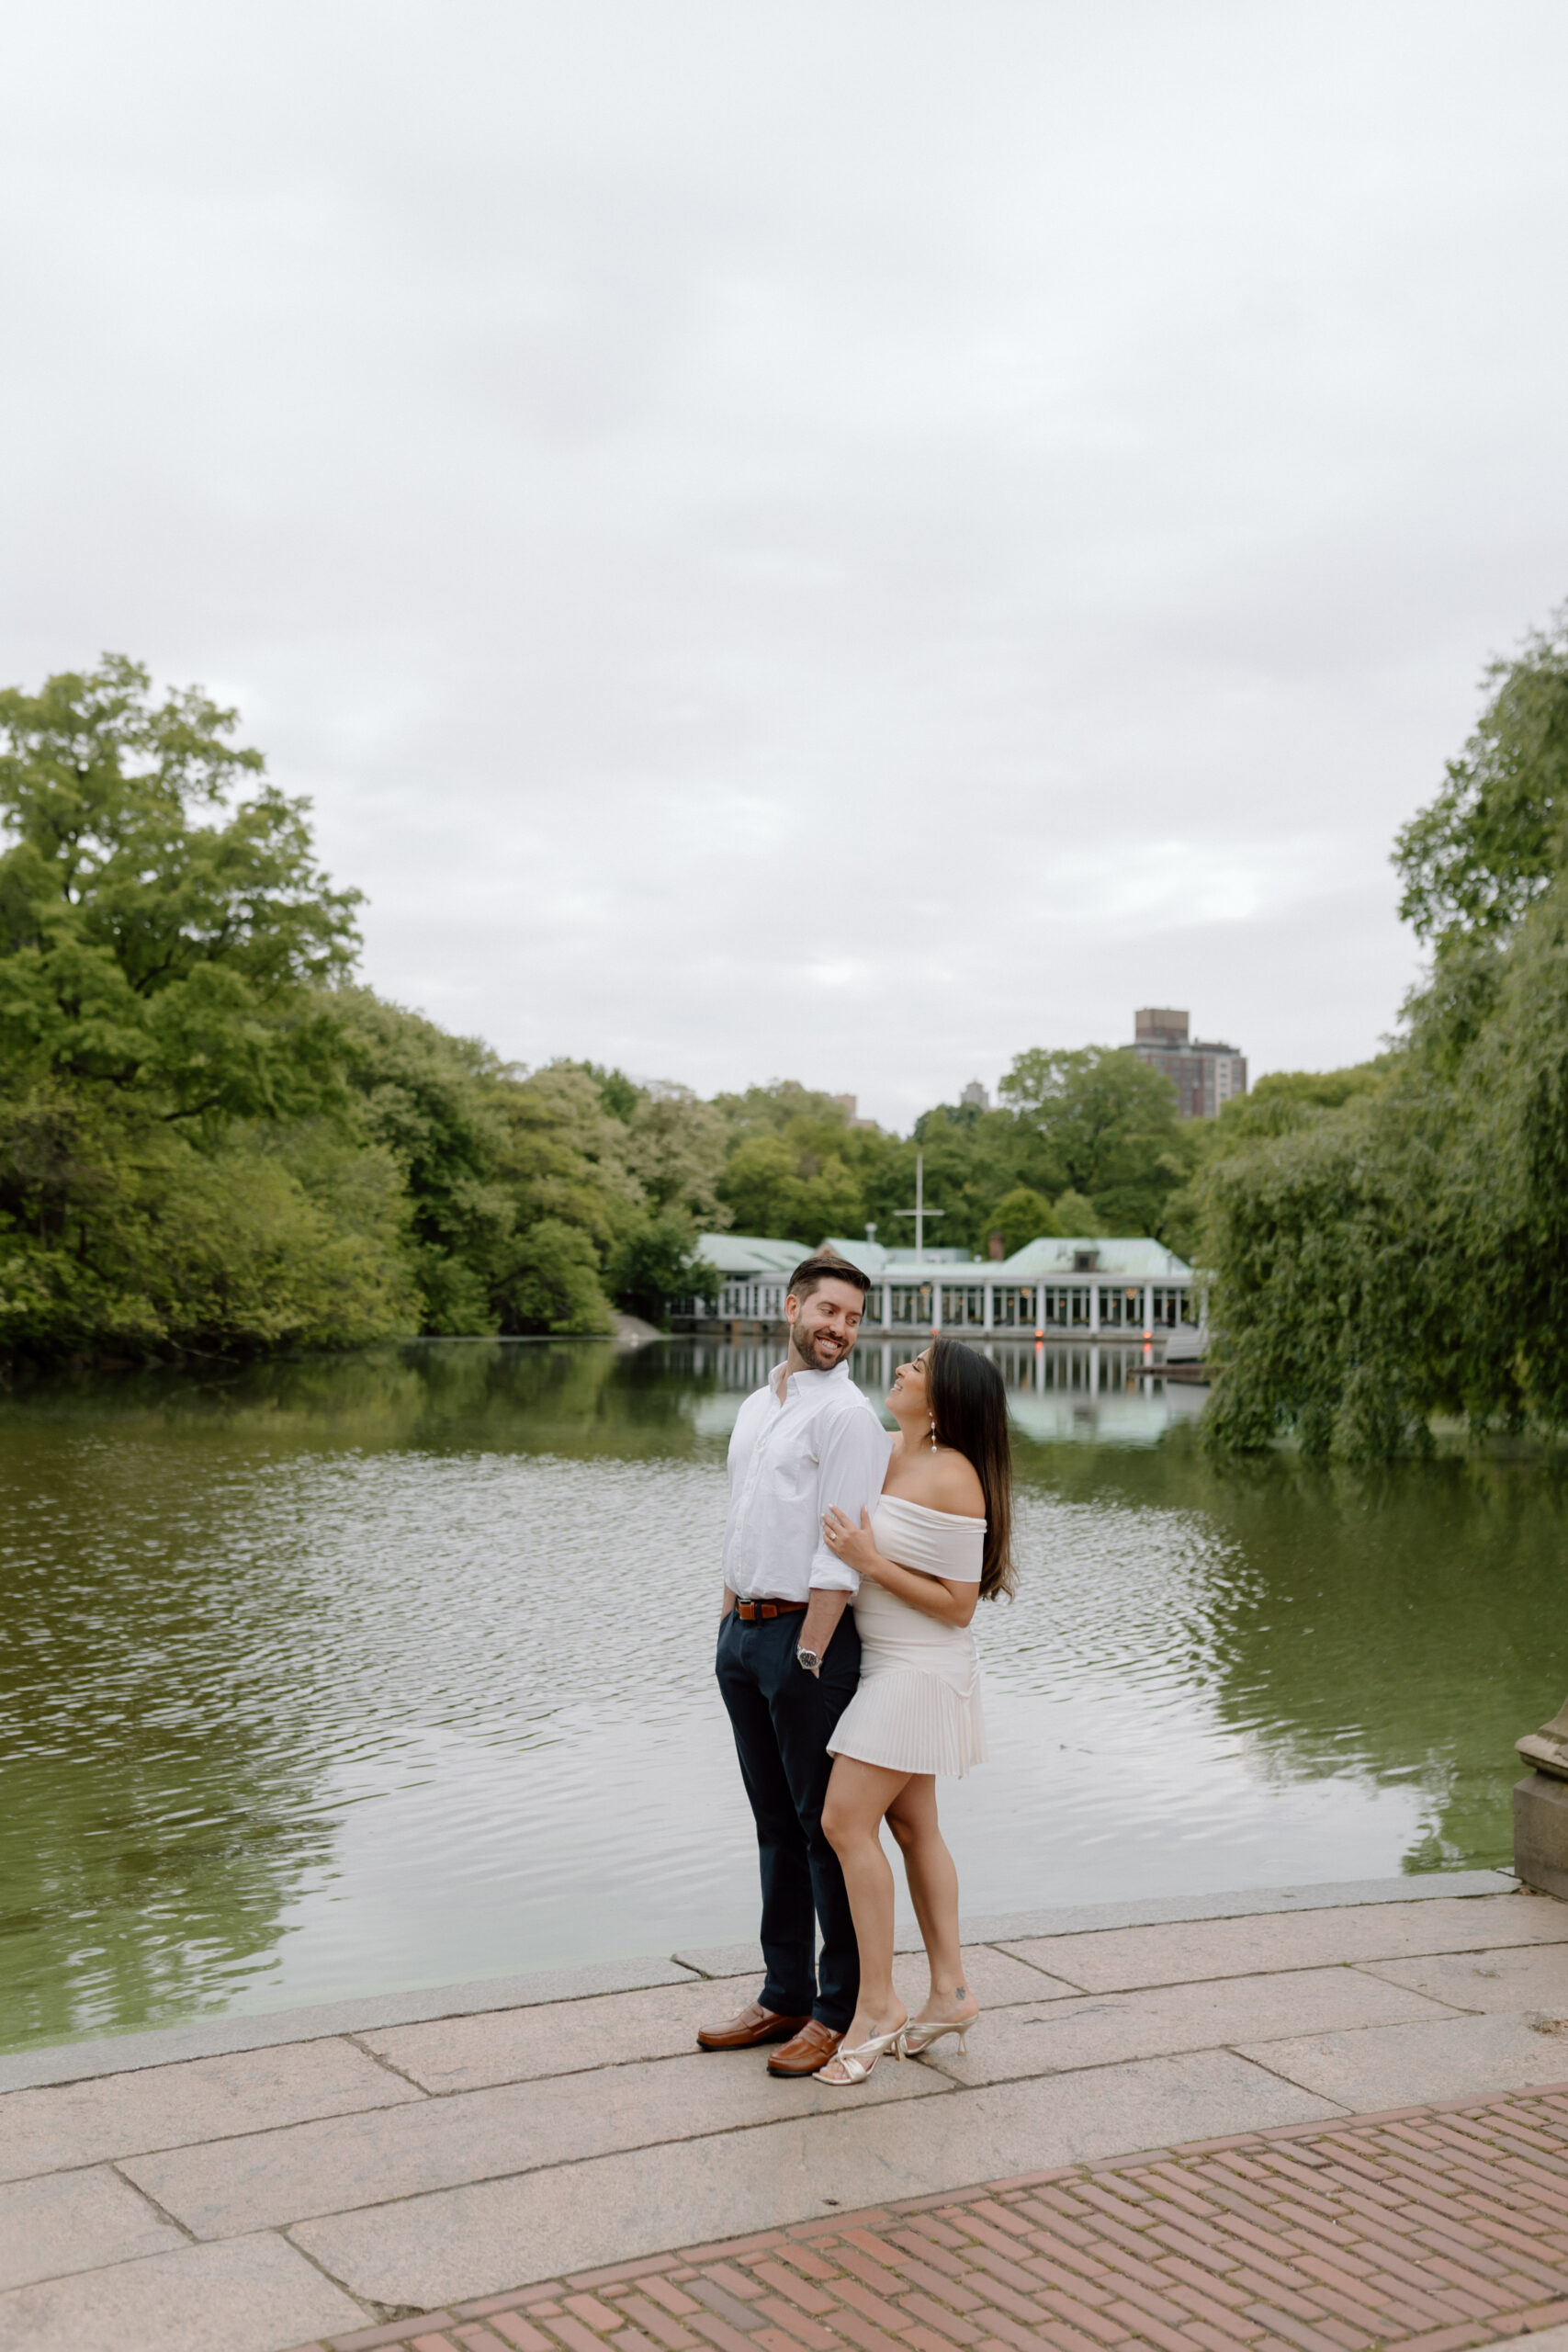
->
xmin=885 ymin=1775 xmax=976 ymax=2026
xmin=819 ymin=1756 xmax=911 ymax=2075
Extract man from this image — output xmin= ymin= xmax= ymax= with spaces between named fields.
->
xmin=697 ymin=1253 xmax=891 ymax=2076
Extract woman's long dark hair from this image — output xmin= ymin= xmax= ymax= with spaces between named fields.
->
xmin=927 ymin=1337 xmax=1015 ymax=1600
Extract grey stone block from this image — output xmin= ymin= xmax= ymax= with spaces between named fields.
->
xmin=1517 ymin=1772 xmax=1568 ymax=1900
xmin=671 ymin=1941 xmax=766 ymax=1979
xmin=0 ymin=2168 xmax=186 ymax=2292
xmin=0 ymin=2233 xmax=363 ymax=2352
xmin=1235 ymin=2007 xmax=1568 ymax=2109
xmin=1365 ymin=1941 xmax=1568 ymax=2014
xmin=0 ymin=2038 xmax=422 ymax=2185
xmin=1000 ymin=1890 xmax=1568 ymax=1994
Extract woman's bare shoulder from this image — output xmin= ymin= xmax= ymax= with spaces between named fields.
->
xmin=891 ymin=1448 xmax=986 ymax=1516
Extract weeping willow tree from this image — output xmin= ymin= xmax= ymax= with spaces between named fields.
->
xmin=1201 ymin=609 xmax=1568 ymax=1457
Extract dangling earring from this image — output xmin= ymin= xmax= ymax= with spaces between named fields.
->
xmin=929 ymin=1415 xmax=938 ymax=1451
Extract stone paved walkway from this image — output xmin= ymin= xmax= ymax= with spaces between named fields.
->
xmin=13 ymin=1872 xmax=1568 ymax=2352
xmin=278 ymin=2086 xmax=1568 ymax=2352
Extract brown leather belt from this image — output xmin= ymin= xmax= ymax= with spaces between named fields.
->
xmin=733 ymin=1598 xmax=808 ymax=1623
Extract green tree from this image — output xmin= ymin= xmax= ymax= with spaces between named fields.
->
xmin=985 ymin=1185 xmax=1063 ymax=1255
xmin=999 ymin=1045 xmax=1190 ymax=1232
xmin=333 ymin=988 xmax=513 ymax=1333
xmin=618 ymin=1081 xmax=730 ymax=1229
xmin=0 ymin=655 xmax=357 ymax=1120
xmin=607 ymin=1215 xmax=720 ymax=1327
xmin=1393 ymin=610 xmax=1568 ymax=949
xmin=716 ymin=1130 xmax=864 ymax=1244
xmin=0 ymin=660 xmax=413 ymax=1361
xmin=1051 ymin=1189 xmax=1105 ymax=1238
xmin=896 ymin=1102 xmax=1065 ymax=1254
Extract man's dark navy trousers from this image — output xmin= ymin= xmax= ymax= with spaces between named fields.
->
xmin=715 ymin=1604 xmax=861 ymax=2031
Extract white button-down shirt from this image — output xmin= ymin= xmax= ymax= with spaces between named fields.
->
xmin=723 ymin=1361 xmax=892 ymax=1600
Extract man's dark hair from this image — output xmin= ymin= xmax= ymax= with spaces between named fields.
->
xmin=787 ymin=1252 xmax=872 ymax=1304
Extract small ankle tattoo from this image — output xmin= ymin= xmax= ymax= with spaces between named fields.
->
xmin=954 ymin=1984 xmax=966 ymax=1999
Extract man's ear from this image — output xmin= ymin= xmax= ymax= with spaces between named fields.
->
xmin=784 ymin=1293 xmax=799 ymax=1319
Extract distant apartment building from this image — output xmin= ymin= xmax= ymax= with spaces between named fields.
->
xmin=1130 ymin=1009 xmax=1247 ymax=1120
xmin=830 ymin=1094 xmax=878 ymax=1131
xmin=959 ymin=1080 xmax=990 ymax=1111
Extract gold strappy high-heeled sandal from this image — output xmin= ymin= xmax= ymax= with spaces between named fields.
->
xmin=901 ymin=2013 xmax=977 ymax=2058
xmin=817 ymin=2024 xmax=906 ymax=2085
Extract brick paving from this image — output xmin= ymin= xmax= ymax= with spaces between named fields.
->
xmin=286 ymin=2085 xmax=1568 ymax=2352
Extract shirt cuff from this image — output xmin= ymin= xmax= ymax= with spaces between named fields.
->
xmin=808 ymin=1545 xmax=860 ymax=1594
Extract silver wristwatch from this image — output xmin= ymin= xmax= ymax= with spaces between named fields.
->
xmin=796 ymin=1645 xmax=821 ymax=1677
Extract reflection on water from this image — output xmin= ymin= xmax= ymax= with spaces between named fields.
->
xmin=1 ymin=1339 xmax=1562 ymax=2053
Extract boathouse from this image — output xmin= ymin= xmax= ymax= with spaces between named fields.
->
xmin=682 ymin=1233 xmax=1200 ymax=1340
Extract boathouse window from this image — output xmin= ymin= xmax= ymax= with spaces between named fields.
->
xmin=942 ymin=1286 xmax=986 ymax=1325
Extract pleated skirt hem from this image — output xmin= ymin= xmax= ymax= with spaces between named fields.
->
xmin=827 ymin=1667 xmax=987 ymax=1779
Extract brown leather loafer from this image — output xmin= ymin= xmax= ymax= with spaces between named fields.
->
xmin=767 ymin=2018 xmax=845 ymax=2076
xmin=696 ymin=2000 xmax=810 ymax=2051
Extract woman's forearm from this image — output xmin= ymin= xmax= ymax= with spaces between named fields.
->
xmin=863 ymin=1552 xmax=975 ymax=1626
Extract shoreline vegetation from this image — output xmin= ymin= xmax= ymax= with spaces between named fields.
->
xmin=3 ymin=614 xmax=1566 ymax=1461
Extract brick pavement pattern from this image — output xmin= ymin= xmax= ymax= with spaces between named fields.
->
xmin=281 ymin=2085 xmax=1568 ymax=2352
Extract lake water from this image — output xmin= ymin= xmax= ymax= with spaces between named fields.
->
xmin=2 ymin=1337 xmax=1564 ymax=2056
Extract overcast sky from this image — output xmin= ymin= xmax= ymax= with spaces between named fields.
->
xmin=4 ymin=3 xmax=1566 ymax=1127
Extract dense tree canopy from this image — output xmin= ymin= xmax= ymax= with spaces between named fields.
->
xmin=0 ymin=656 xmax=1217 ymax=1367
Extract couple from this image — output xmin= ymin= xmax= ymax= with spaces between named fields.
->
xmin=696 ymin=1253 xmax=1014 ymax=2086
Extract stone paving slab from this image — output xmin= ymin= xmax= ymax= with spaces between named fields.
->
xmin=0 ymin=2163 xmax=187 ymax=2290
xmin=1001 ymin=1898 xmax=1568 ymax=1996
xmin=289 ymin=2051 xmax=1336 ymax=2310
xmin=0 ymin=2233 xmax=364 ymax=2352
xmin=920 ymin=1967 xmax=1463 ymax=2089
xmin=1365 ymin=1950 xmax=1568 ymax=2016
xmin=0 ymin=2036 xmax=423 ymax=2185
xmin=1237 ymin=2012 xmax=1568 ymax=2110
xmin=276 ymin=2081 xmax=1568 ymax=2352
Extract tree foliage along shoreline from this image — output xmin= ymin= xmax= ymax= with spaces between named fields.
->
xmin=1 ymin=658 xmax=1207 ymax=1366
xmin=1198 ymin=607 xmax=1568 ymax=1458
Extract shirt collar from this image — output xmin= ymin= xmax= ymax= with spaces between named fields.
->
xmin=768 ymin=1358 xmax=850 ymax=1403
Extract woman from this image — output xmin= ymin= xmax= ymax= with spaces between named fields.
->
xmin=815 ymin=1336 xmax=1014 ymax=2086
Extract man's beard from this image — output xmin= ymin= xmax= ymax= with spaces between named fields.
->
xmin=795 ymin=1322 xmax=849 ymax=1369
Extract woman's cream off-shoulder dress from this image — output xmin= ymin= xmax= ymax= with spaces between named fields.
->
xmin=826 ymin=1494 xmax=987 ymax=1779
